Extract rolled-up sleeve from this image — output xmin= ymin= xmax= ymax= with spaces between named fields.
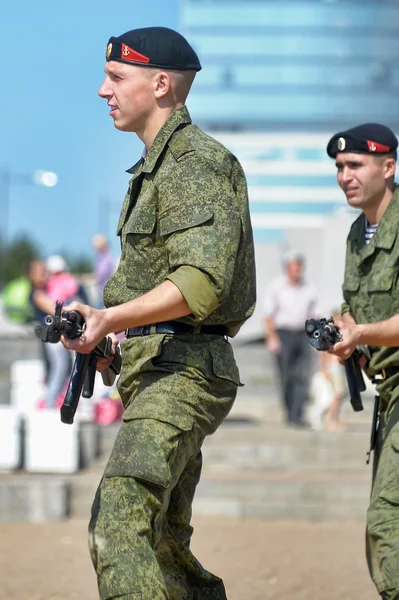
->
xmin=341 ymin=301 xmax=351 ymax=315
xmin=167 ymin=265 xmax=219 ymax=320
xmin=159 ymin=156 xmax=242 ymax=319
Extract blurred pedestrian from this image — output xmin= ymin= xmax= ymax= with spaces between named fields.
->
xmin=28 ymin=259 xmax=51 ymax=322
xmin=264 ymin=250 xmax=318 ymax=427
xmin=27 ymin=259 xmax=51 ymax=379
xmin=91 ymin=233 xmax=115 ymax=307
xmin=28 ymin=258 xmax=72 ymax=408
xmin=2 ymin=274 xmax=34 ymax=324
xmin=46 ymin=254 xmax=89 ymax=305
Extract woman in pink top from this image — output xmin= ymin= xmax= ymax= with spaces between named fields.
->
xmin=45 ymin=255 xmax=79 ymax=302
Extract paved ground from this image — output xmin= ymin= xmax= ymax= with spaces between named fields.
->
xmin=0 ymin=516 xmax=377 ymax=600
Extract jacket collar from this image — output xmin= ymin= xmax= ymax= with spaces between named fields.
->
xmin=125 ymin=105 xmax=192 ymax=176
xmin=355 ymin=187 xmax=399 ymax=263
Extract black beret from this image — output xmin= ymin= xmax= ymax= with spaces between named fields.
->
xmin=327 ymin=123 xmax=398 ymax=158
xmin=105 ymin=26 xmax=201 ymax=72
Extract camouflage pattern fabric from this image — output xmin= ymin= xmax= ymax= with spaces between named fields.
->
xmin=342 ymin=187 xmax=399 ymax=595
xmin=93 ymin=106 xmax=256 ymax=598
xmin=367 ymin=401 xmax=399 ymax=597
xmin=89 ymin=333 xmax=240 ymax=599
xmin=381 ymin=590 xmax=399 ymax=600
xmin=342 ymin=187 xmax=399 ymax=386
xmin=103 ymin=105 xmax=256 ymax=337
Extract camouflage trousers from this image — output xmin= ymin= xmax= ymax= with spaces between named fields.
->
xmin=89 ymin=333 xmax=240 ymax=600
xmin=367 ymin=398 xmax=399 ymax=598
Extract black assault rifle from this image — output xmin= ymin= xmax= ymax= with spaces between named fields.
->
xmin=34 ymin=301 xmax=121 ymax=425
xmin=305 ymin=317 xmax=366 ymax=413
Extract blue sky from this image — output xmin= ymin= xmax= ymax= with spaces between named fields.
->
xmin=1 ymin=1 xmax=179 ymax=260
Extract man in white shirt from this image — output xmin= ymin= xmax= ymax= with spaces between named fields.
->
xmin=264 ymin=250 xmax=318 ymax=426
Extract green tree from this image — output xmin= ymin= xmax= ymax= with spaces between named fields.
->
xmin=1 ymin=234 xmax=41 ymax=286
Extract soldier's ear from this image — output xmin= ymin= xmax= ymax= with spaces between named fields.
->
xmin=153 ymin=71 xmax=171 ymax=99
xmin=383 ymin=157 xmax=396 ymax=180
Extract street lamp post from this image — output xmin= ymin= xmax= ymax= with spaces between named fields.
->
xmin=0 ymin=166 xmax=58 ymax=287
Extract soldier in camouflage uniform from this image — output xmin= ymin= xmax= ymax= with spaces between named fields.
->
xmin=62 ymin=27 xmax=256 ymax=600
xmin=325 ymin=124 xmax=399 ymax=600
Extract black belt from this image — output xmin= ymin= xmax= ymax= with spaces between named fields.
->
xmin=125 ymin=321 xmax=228 ymax=338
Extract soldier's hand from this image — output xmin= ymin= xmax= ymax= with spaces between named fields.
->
xmin=328 ymin=317 xmax=361 ymax=360
xmin=60 ymin=301 xmax=110 ymax=354
xmin=96 ymin=333 xmax=119 ymax=372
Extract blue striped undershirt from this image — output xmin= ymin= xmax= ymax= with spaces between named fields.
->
xmin=365 ymin=217 xmax=378 ymax=245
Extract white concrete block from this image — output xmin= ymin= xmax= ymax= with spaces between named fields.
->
xmin=10 ymin=359 xmax=45 ymax=385
xmin=25 ymin=411 xmax=80 ymax=473
xmin=10 ymin=382 xmax=46 ymax=416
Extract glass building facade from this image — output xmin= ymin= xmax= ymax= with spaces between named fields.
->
xmin=181 ymin=0 xmax=399 ymax=243
xmin=181 ymin=0 xmax=399 ymax=131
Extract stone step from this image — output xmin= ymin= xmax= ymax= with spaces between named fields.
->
xmin=0 ymin=453 xmax=373 ymax=522
xmin=66 ymin=468 xmax=371 ymax=521
xmin=0 ymin=476 xmax=68 ymax=522
xmin=202 ymin=453 xmax=370 ymax=474
xmin=97 ymin=421 xmax=372 ymax=473
xmin=202 ymin=422 xmax=372 ymax=471
xmin=98 ymin=421 xmax=371 ymax=448
xmin=193 ymin=470 xmax=371 ymax=521
xmin=196 ymin=470 xmax=371 ymax=503
xmin=192 ymin=497 xmax=369 ymax=522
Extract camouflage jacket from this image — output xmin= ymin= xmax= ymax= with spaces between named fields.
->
xmin=103 ymin=105 xmax=256 ymax=337
xmin=342 ymin=187 xmax=399 ymax=380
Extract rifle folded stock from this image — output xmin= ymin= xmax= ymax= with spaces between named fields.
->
xmin=60 ymin=352 xmax=91 ymax=424
xmin=343 ymin=352 xmax=366 ymax=412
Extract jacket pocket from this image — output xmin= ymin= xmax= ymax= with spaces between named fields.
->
xmin=378 ymin=428 xmax=399 ymax=504
xmin=159 ymin=209 xmax=213 ymax=237
xmin=123 ymin=209 xmax=168 ymax=290
xmin=342 ymin=275 xmax=360 ymax=293
xmin=368 ymin=268 xmax=396 ymax=292
xmin=367 ymin=267 xmax=397 ymax=319
xmin=104 ymin=411 xmax=195 ymax=488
